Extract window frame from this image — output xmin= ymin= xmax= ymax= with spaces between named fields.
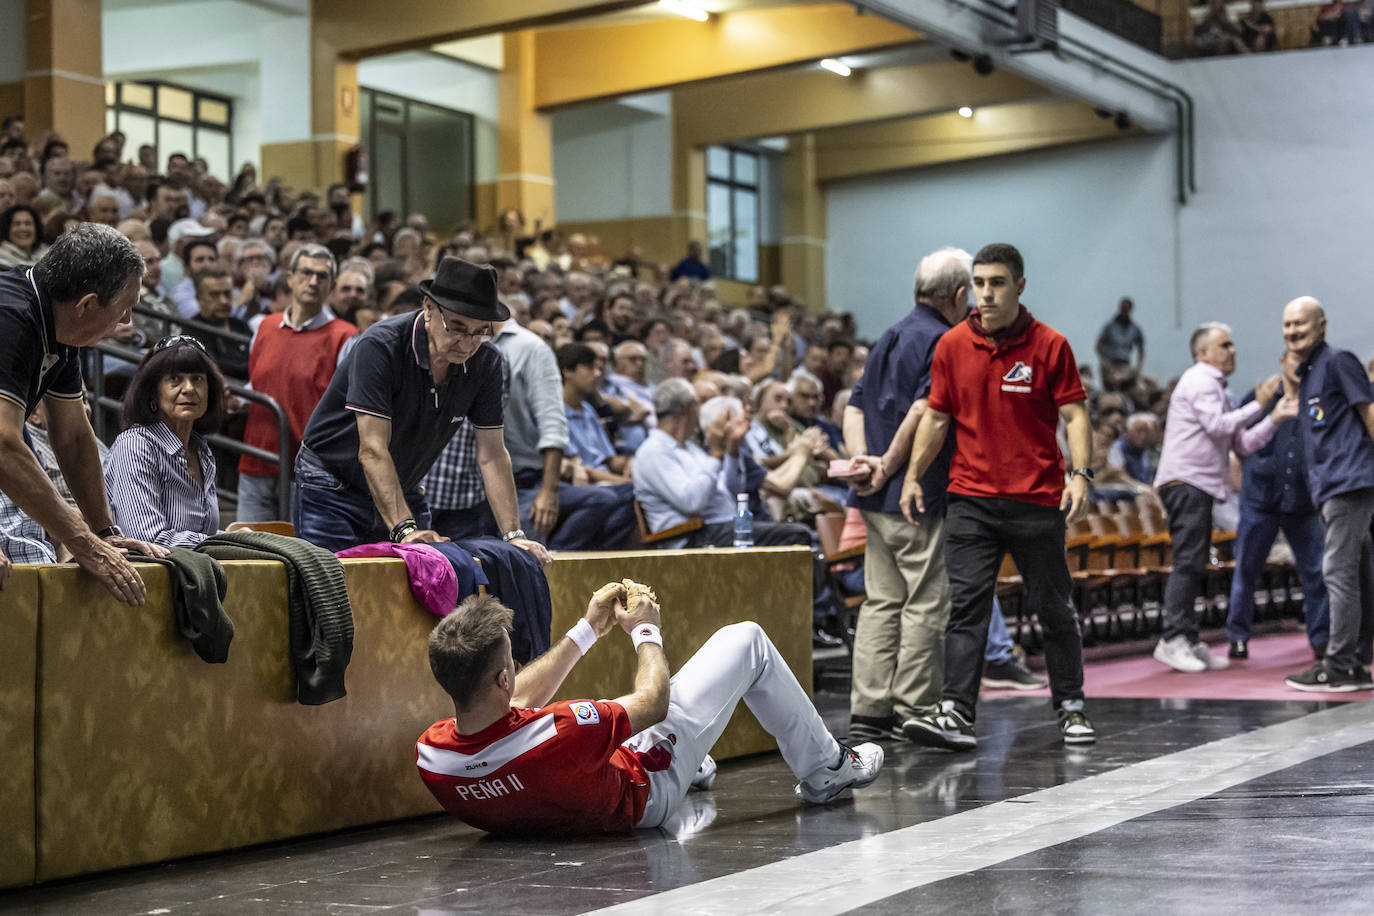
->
xmin=706 ymin=145 xmax=761 ymax=284
xmin=106 ymin=80 xmax=234 ymax=180
xmin=360 ymin=87 xmax=477 ymax=234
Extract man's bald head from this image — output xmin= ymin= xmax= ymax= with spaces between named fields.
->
xmin=1282 ymin=296 xmax=1326 ymax=360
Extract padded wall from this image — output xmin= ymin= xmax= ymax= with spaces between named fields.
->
xmin=0 ymin=566 xmax=39 ymax=888
xmin=27 ymin=546 xmax=813 ymax=883
xmin=35 ymin=558 xmax=450 ymax=881
xmin=545 ymin=547 xmax=814 ymax=760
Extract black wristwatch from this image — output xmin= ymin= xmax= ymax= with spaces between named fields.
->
xmin=389 ymin=518 xmax=418 ymax=542
xmin=1070 ymin=467 xmax=1095 ymax=481
xmin=96 ymin=525 xmax=124 ymax=540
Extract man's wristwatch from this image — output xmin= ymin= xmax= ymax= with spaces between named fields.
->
xmin=96 ymin=525 xmax=123 ymax=540
xmin=389 ymin=518 xmax=418 ymax=542
xmin=1070 ymin=467 xmax=1095 ymax=481
xmin=502 ymin=528 xmax=526 ymax=543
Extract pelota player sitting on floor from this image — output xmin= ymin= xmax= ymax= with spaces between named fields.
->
xmin=416 ymin=580 xmax=883 ymax=834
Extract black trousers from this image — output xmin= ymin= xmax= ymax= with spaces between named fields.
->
xmin=1159 ymin=482 xmax=1214 ymax=643
xmin=943 ymin=495 xmax=1084 ymax=720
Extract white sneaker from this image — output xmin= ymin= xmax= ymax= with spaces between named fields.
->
xmin=1154 ymin=636 xmax=1206 ymax=673
xmin=1191 ymin=641 xmax=1229 ymax=670
xmin=795 ymin=742 xmax=884 ymax=804
xmin=691 ymin=754 xmax=717 ymax=791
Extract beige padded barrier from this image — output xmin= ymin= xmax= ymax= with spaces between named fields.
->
xmin=544 ymin=547 xmax=814 ymax=760
xmin=29 ymin=546 xmax=813 ymax=882
xmin=35 ymin=558 xmax=449 ymax=881
xmin=0 ymin=565 xmax=40 ymax=888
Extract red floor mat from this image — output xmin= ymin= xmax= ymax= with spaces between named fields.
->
xmin=984 ymin=633 xmax=1372 ymax=702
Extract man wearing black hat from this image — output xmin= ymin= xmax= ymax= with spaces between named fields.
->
xmin=293 ymin=256 xmax=552 ymax=566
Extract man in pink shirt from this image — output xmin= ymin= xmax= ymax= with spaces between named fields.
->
xmin=1153 ymin=322 xmax=1298 ymax=672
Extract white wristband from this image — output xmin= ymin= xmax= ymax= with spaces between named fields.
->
xmin=566 ymin=619 xmax=598 ymax=656
xmin=630 ymin=623 xmax=663 ymax=650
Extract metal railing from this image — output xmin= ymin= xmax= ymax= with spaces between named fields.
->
xmin=130 ymin=301 xmax=256 ymax=346
xmin=89 ymin=339 xmax=294 ymax=520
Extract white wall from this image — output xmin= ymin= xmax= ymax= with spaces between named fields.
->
xmin=102 ymin=0 xmax=310 ymax=173
xmin=826 ymin=45 xmax=1374 ymax=386
xmin=827 ymin=135 xmax=1182 ymax=377
xmin=357 ymin=51 xmax=500 ymax=185
xmin=1173 ymin=46 xmax=1374 ymax=377
xmin=552 ymin=98 xmax=673 ymax=221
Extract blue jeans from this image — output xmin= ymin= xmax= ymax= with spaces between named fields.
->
xmin=514 ymin=478 xmax=637 ymax=550
xmin=432 ymin=501 xmax=500 ymax=541
xmin=236 ymin=473 xmax=284 ymax=523
xmin=985 ymin=597 xmax=1015 ymax=664
xmin=1226 ymin=503 xmax=1329 ymax=648
xmin=292 ymin=447 xmax=430 ymax=553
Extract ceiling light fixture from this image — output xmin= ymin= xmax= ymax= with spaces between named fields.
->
xmin=958 ymin=106 xmax=974 ymax=118
xmin=819 ymin=58 xmax=852 ymax=77
xmin=659 ymin=0 xmax=709 ymax=22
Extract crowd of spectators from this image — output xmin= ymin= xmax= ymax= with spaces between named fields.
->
xmin=4 ymin=110 xmax=1370 ymax=674
xmin=0 ymin=115 xmax=1218 ymax=559
xmin=1192 ymin=0 xmax=1373 ymax=56
xmin=0 ymin=116 xmax=880 ymax=646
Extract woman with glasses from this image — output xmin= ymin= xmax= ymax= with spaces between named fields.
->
xmin=104 ymin=336 xmax=227 ymax=547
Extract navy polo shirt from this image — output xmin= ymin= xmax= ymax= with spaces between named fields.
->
xmin=1237 ymin=390 xmax=1313 ymax=516
xmin=301 ymin=312 xmax=504 ymax=493
xmin=1297 ymin=341 xmax=1374 ymax=505
xmin=0 ymin=267 xmax=85 ymax=418
xmin=847 ymin=303 xmax=956 ymax=516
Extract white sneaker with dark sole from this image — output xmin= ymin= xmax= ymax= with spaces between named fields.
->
xmin=795 ymin=742 xmax=884 ymax=804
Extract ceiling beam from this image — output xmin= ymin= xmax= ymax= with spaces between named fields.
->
xmin=811 ymin=100 xmax=1140 ymax=182
xmin=531 ymin=4 xmax=919 ymax=110
xmin=675 ymin=59 xmax=1047 ymax=148
xmin=312 ymin=0 xmax=646 ymax=59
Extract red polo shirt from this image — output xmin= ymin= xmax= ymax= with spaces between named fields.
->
xmin=927 ymin=313 xmax=1085 ymax=506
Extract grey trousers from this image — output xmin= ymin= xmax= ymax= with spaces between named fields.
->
xmin=1320 ymin=487 xmax=1374 ymax=670
xmin=849 ymin=510 xmax=949 ymax=722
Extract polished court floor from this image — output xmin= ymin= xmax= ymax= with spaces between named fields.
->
xmin=4 ymin=671 xmax=1373 ymax=914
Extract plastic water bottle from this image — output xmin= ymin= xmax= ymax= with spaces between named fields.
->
xmin=733 ymin=493 xmax=754 ymax=548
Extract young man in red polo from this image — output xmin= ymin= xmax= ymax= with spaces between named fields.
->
xmin=898 ymin=243 xmax=1097 ymax=748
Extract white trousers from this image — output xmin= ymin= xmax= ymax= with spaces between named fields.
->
xmin=628 ymin=622 xmax=840 ymax=828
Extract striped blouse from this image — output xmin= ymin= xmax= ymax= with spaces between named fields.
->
xmin=104 ymin=422 xmax=219 ymax=547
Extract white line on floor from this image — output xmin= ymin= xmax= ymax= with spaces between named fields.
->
xmin=585 ymin=701 xmax=1374 ymax=915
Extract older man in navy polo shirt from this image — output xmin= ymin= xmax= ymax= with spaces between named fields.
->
xmin=0 ymin=224 xmax=167 ymax=604
xmin=1282 ymin=297 xmax=1374 ymax=692
xmin=839 ymin=247 xmax=966 ymax=743
xmin=294 ymin=256 xmax=550 ymax=567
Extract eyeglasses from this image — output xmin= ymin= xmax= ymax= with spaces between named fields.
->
xmin=293 ymin=268 xmax=333 ymax=284
xmin=436 ymin=308 xmax=494 ymax=343
xmin=153 ymin=335 xmax=208 ymax=354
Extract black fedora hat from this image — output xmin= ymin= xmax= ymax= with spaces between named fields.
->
xmin=418 ymin=256 xmax=510 ymax=322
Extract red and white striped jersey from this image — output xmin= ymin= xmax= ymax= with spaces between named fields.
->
xmin=416 ymin=700 xmax=650 ymax=835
